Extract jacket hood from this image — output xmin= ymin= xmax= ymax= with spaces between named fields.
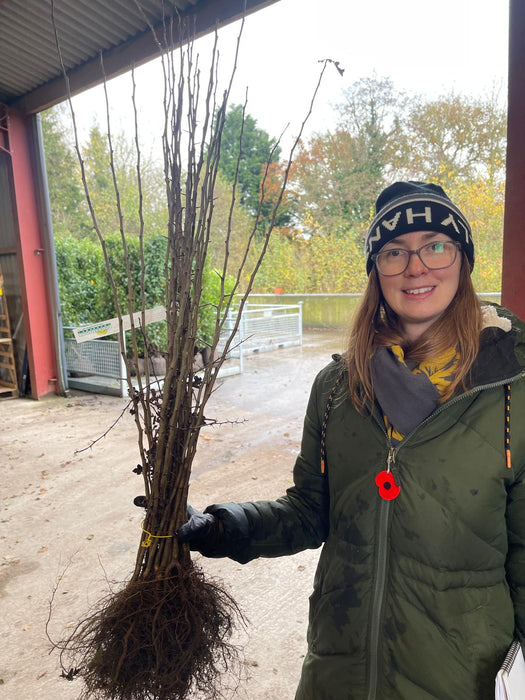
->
xmin=466 ymin=304 xmax=525 ymax=389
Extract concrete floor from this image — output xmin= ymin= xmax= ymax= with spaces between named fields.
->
xmin=0 ymin=328 xmax=346 ymax=700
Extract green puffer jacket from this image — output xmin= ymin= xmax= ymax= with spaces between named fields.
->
xmin=206 ymin=306 xmax=525 ymax=700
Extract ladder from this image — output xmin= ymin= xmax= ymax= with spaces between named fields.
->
xmin=0 ymin=266 xmax=18 ymax=398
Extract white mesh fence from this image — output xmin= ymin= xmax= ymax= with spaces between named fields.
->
xmin=64 ymin=337 xmax=122 ymax=377
xmin=63 ymin=303 xmax=303 ymax=395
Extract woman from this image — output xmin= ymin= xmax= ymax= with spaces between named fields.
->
xmin=179 ymin=182 xmax=525 ymax=699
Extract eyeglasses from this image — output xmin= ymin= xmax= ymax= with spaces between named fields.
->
xmin=372 ymin=240 xmax=461 ymax=277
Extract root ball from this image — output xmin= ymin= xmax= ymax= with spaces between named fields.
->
xmin=62 ymin=562 xmax=243 ymax=700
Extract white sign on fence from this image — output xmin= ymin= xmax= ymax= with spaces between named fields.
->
xmin=72 ymin=306 xmax=166 ymax=343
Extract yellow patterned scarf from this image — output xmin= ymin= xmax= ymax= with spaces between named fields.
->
xmin=372 ymin=345 xmax=459 ymax=442
xmin=390 ymin=345 xmax=459 ymax=395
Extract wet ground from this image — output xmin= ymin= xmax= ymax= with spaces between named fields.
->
xmin=0 ymin=328 xmax=346 ymax=700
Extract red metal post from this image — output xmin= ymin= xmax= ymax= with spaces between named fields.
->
xmin=502 ymin=0 xmax=525 ymax=320
xmin=7 ymin=107 xmax=58 ymax=397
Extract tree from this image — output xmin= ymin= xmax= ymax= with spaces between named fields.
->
xmin=334 ymin=75 xmax=407 ymax=216
xmin=253 ymin=228 xmax=367 ymax=294
xmin=41 ymin=109 xmax=168 ymax=241
xmin=289 ymin=129 xmax=368 ymax=231
xmin=448 ymin=176 xmax=505 ymax=293
xmin=82 ymin=124 xmax=168 ymax=240
xmin=40 ymin=106 xmax=91 ymax=237
xmin=396 ymin=91 xmax=507 ymax=186
xmin=218 ymin=103 xmax=287 ymax=228
xmin=206 ymin=171 xmax=258 ymax=282
xmin=287 ymin=79 xmax=506 ymax=243
xmin=288 ymin=76 xmax=407 ymax=234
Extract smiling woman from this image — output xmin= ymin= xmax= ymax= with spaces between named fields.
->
xmin=375 ymin=231 xmax=462 ymax=342
xmin=177 ymin=179 xmax=525 ymax=700
xmin=355 ymin=181 xmax=480 ymax=405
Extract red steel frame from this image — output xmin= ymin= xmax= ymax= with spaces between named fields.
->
xmin=502 ymin=0 xmax=525 ymax=321
xmin=7 ymin=107 xmax=58 ymax=398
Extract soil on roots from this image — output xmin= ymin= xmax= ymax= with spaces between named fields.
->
xmin=60 ymin=561 xmax=244 ymax=700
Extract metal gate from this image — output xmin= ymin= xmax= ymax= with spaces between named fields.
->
xmin=235 ymin=302 xmax=303 ymax=354
xmin=63 ymin=301 xmax=303 ymax=396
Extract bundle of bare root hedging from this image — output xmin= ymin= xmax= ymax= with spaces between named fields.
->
xmin=63 ymin=563 xmax=239 ymax=700
xmin=50 ymin=7 xmax=332 ymax=699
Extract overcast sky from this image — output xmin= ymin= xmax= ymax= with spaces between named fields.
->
xmin=70 ymin=0 xmax=509 ymax=158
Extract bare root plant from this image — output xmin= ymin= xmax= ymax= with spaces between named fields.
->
xmin=50 ymin=5 xmax=334 ymax=699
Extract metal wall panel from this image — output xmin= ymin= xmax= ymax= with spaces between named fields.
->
xmin=0 ymin=0 xmax=275 ymax=112
xmin=0 ymin=154 xmax=17 ymax=249
xmin=0 ymin=153 xmax=28 ymax=392
xmin=0 ymin=0 xmax=194 ymax=102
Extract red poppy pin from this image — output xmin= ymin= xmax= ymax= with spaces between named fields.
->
xmin=375 ymin=470 xmax=400 ymax=500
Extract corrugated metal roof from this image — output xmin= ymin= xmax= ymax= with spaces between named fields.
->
xmin=0 ymin=0 xmax=276 ymax=113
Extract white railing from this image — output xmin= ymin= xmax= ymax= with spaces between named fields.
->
xmin=63 ymin=302 xmax=303 ymax=396
xmin=234 ymin=302 xmax=303 ymax=354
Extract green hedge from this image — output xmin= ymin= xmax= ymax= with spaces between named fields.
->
xmin=55 ymin=234 xmax=233 ymax=353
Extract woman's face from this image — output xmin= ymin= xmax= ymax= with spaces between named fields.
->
xmin=377 ymin=230 xmax=462 ymax=342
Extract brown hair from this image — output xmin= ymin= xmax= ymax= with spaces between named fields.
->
xmin=346 ymin=253 xmax=483 ymax=412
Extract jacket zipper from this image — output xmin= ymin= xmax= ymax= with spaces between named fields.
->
xmin=367 ymin=446 xmax=395 ymax=700
xmin=365 ymin=372 xmax=524 ymax=699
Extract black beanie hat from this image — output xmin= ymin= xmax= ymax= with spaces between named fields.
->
xmin=365 ymin=181 xmax=474 ymax=275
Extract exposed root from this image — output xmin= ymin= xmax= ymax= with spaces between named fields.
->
xmin=57 ymin=562 xmax=245 ymax=700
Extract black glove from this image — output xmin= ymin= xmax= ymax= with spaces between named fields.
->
xmin=178 ymin=502 xmax=252 ymax=561
xmin=177 ymin=505 xmax=222 ymax=555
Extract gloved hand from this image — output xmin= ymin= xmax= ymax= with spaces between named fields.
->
xmin=177 ymin=504 xmax=222 ymax=555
